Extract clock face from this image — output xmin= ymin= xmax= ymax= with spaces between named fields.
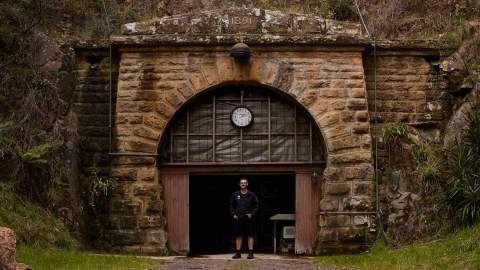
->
xmin=231 ymin=106 xmax=253 ymax=128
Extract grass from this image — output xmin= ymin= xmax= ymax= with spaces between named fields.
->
xmin=0 ymin=181 xmax=78 ymax=248
xmin=315 ymin=223 xmax=480 ymax=270
xmin=16 ymin=246 xmax=162 ymax=270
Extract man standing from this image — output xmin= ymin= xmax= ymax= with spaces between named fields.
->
xmin=230 ymin=178 xmax=259 ymax=259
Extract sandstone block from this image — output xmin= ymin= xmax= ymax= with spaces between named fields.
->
xmin=108 ymin=230 xmax=143 ymax=245
xmin=337 ymin=227 xmax=366 ymax=242
xmin=138 ymin=216 xmax=163 ymax=228
xmin=347 ymin=99 xmax=367 ymax=110
xmin=116 ymin=125 xmax=133 ymax=136
xmin=352 ymin=215 xmax=370 ymax=226
xmin=107 ymin=215 xmax=138 ymax=230
xmin=350 ymin=88 xmax=366 ymax=98
xmin=110 ymin=199 xmax=143 ymax=216
xmin=323 ymin=166 xmax=344 ymax=181
xmin=325 ymin=182 xmax=351 ymax=195
xmin=343 ymin=195 xmax=374 ymax=211
xmin=155 ymin=101 xmax=175 ymax=119
xmin=111 ymin=168 xmax=137 ymax=182
xmin=177 ymin=83 xmax=194 ymax=99
xmin=143 ymin=114 xmax=166 ymax=130
xmin=355 ymin=111 xmax=369 ymax=122
xmin=133 ymin=184 xmax=159 ymax=198
xmin=111 ymin=156 xmax=156 ymax=166
xmin=122 ymin=139 xmax=157 ymax=153
xmin=345 ymin=165 xmax=374 ymax=180
xmin=340 ymin=111 xmax=355 ymax=122
xmin=133 ymin=127 xmax=160 ymax=140
xmin=146 ymin=200 xmax=164 ymax=215
xmin=202 ymin=65 xmax=220 ymax=85
xmin=317 ymin=227 xmax=337 ymax=242
xmin=320 ymin=197 xmax=339 ymax=211
xmin=331 ymin=151 xmax=372 ymax=164
xmin=331 ymin=100 xmax=346 ymax=110
xmin=319 ymin=112 xmax=340 ymax=127
xmin=165 ymin=92 xmax=184 ymax=109
xmin=320 ymin=215 xmax=351 ymax=227
xmin=137 ymin=167 xmax=156 ymax=182
xmin=353 ymin=182 xmax=375 ymax=196
xmin=216 ymin=56 xmax=234 ymax=82
xmin=352 ymin=122 xmax=370 ymax=134
xmin=299 ymin=91 xmax=317 ymax=107
xmin=187 ymin=72 xmax=208 ymax=92
xmin=143 ymin=229 xmax=167 ymax=246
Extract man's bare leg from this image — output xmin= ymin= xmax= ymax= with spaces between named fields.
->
xmin=248 ymin=237 xmax=254 ymax=250
xmin=236 ymin=237 xmax=243 ymax=251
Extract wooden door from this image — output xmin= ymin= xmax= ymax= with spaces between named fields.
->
xmin=162 ymin=172 xmax=189 ymax=254
xmin=295 ymin=172 xmax=320 ymax=254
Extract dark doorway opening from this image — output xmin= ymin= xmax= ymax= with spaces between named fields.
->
xmin=189 ymin=173 xmax=295 ymax=254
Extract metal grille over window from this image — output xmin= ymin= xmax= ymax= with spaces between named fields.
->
xmin=158 ymin=87 xmax=325 ymax=164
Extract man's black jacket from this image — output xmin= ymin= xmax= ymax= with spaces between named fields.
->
xmin=229 ymin=190 xmax=259 ymax=218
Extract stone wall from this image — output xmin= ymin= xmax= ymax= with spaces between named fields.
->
xmin=363 ymin=51 xmax=451 ymax=241
xmin=108 ymin=47 xmax=374 ymax=254
xmin=72 ymin=49 xmax=118 ymax=243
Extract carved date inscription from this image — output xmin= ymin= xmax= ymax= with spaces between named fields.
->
xmin=227 ymin=15 xmax=258 ymax=33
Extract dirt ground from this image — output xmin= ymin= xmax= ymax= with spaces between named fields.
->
xmin=151 ymin=256 xmax=349 ymax=270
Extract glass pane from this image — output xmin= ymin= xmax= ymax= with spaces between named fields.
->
xmin=173 ymin=111 xmax=187 ymax=134
xmin=189 ymin=135 xmax=213 ymax=162
xmin=271 ymin=98 xmax=295 ymax=133
xmin=312 ymin=128 xmax=325 ymax=162
xmin=296 ymin=110 xmax=310 ymax=134
xmin=271 ymin=135 xmax=294 ymax=161
xmin=243 ymin=135 xmax=269 ymax=162
xmin=158 ymin=133 xmax=171 ymax=162
xmin=244 ymin=100 xmax=268 ymax=135
xmin=215 ymin=100 xmax=240 ymax=135
xmin=216 ymin=89 xmax=240 ymax=100
xmin=190 ymin=98 xmax=212 ymax=135
xmin=243 ymin=88 xmax=268 ymax=99
xmin=296 ymin=135 xmax=310 ymax=162
xmin=172 ymin=135 xmax=187 ymax=163
xmin=215 ymin=135 xmax=241 ymax=162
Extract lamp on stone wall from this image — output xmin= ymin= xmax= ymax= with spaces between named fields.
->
xmin=230 ymin=43 xmax=251 ymax=60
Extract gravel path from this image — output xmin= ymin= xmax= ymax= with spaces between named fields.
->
xmin=151 ymin=257 xmax=349 ymax=270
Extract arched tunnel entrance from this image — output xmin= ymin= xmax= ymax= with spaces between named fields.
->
xmin=158 ymin=84 xmax=326 ymax=255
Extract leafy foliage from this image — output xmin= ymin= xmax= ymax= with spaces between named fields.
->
xmin=445 ymin=102 xmax=480 ymax=226
xmin=410 ymin=136 xmax=442 ymax=182
xmin=85 ymin=170 xmax=118 ymax=209
xmin=21 ymin=143 xmax=59 ymax=166
xmin=382 ymin=122 xmax=410 ymax=154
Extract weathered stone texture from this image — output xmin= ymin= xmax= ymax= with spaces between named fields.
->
xmin=0 ymin=227 xmax=30 ymax=270
xmin=110 ymin=47 xmax=375 ymax=254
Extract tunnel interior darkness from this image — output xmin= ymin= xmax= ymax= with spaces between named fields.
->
xmin=189 ymin=174 xmax=295 ymax=254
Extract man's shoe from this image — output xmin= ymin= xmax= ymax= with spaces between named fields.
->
xmin=247 ymin=250 xmax=254 ymax=259
xmin=232 ymin=251 xmax=241 ymax=259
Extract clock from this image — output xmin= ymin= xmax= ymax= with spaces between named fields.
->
xmin=231 ymin=106 xmax=253 ymax=128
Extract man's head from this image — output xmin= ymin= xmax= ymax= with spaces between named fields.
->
xmin=239 ymin=178 xmax=248 ymax=190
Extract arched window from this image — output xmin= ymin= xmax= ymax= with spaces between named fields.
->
xmin=158 ymin=86 xmax=325 ymax=164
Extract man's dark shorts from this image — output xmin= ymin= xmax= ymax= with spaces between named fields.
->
xmin=233 ymin=217 xmax=254 ymax=237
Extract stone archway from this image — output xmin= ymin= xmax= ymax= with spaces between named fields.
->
xmin=107 ymin=7 xmax=375 ymax=255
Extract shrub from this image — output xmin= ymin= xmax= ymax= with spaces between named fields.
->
xmin=444 ymin=102 xmax=480 ymax=226
xmin=382 ymin=122 xmax=410 ymax=154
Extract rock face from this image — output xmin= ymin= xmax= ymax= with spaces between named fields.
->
xmin=0 ymin=227 xmax=17 ymax=270
xmin=72 ymin=6 xmax=455 ymax=254
xmin=0 ymin=228 xmax=32 ymax=270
